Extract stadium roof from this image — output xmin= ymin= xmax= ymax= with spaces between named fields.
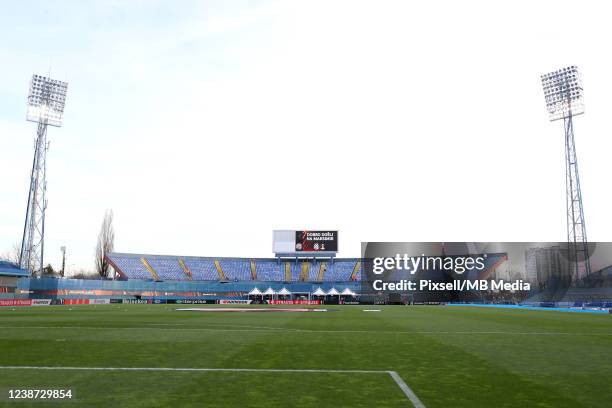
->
xmin=0 ymin=261 xmax=29 ymax=277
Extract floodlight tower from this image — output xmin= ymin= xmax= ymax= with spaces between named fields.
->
xmin=541 ymin=66 xmax=591 ymax=279
xmin=19 ymin=75 xmax=68 ymax=276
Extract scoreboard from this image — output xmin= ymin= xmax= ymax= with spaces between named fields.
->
xmin=295 ymin=231 xmax=338 ymax=252
xmin=273 ymin=230 xmax=338 ymax=254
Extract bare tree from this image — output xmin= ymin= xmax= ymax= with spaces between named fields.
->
xmin=72 ymin=269 xmax=101 ymax=280
xmin=0 ymin=242 xmax=22 ymax=264
xmin=95 ymin=210 xmax=115 ymax=278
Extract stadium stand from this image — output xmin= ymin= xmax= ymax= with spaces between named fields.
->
xmin=218 ymin=259 xmax=250 ymax=281
xmin=140 ymin=258 xmax=161 ymax=280
xmin=146 ymin=256 xmax=187 ymax=281
xmin=250 ymin=259 xmax=256 ymax=280
xmin=182 ymin=258 xmax=218 ymax=281
xmin=325 ymin=260 xmax=355 ymax=281
xmin=213 ymin=260 xmax=226 ymax=280
xmin=0 ymin=261 xmax=29 ymax=277
xmin=300 ymin=261 xmax=310 ymax=281
xmin=255 ymin=259 xmax=280 ymax=281
xmin=107 ymin=253 xmax=362 ymax=282
xmin=101 ymin=253 xmax=152 ymax=280
xmin=307 ymin=260 xmax=321 ymax=281
xmin=107 ymin=252 xmax=510 ymax=284
xmin=317 ymin=261 xmax=327 ymax=281
xmin=178 ymin=259 xmax=192 ymax=280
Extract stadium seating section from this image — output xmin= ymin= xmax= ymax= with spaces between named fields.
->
xmin=106 ymin=252 xmax=511 ymax=283
xmin=107 ymin=253 xmax=362 ymax=282
xmin=0 ymin=261 xmax=30 ymax=277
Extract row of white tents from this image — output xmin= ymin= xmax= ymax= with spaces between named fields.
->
xmin=313 ymin=287 xmax=357 ymax=297
xmin=247 ymin=287 xmax=357 ymax=297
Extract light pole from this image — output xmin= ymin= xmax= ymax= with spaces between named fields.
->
xmin=541 ymin=66 xmax=591 ymax=279
xmin=60 ymin=246 xmax=66 ymax=277
xmin=19 ymin=74 xmax=68 ymax=276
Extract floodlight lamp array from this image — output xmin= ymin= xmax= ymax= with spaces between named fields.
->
xmin=541 ymin=66 xmax=583 ymax=121
xmin=26 ymin=74 xmax=68 ymax=127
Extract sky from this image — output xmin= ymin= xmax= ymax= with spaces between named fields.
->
xmin=1 ymin=0 xmax=612 ymax=275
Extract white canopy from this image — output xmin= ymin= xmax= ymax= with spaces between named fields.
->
xmin=277 ymin=287 xmax=292 ymax=295
xmin=312 ymin=287 xmax=326 ymax=296
xmin=248 ymin=287 xmax=262 ymax=295
xmin=263 ymin=287 xmax=276 ymax=295
xmin=341 ymin=288 xmax=356 ymax=296
xmin=327 ymin=287 xmax=340 ymax=296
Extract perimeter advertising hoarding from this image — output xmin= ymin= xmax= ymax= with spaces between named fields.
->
xmin=268 ymin=300 xmax=321 ymax=305
xmin=0 ymin=299 xmax=31 ymax=307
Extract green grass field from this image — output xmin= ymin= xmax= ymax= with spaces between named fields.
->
xmin=0 ymin=304 xmax=610 ymax=407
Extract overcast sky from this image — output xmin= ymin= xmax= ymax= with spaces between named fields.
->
xmin=1 ymin=1 xmax=611 ymax=274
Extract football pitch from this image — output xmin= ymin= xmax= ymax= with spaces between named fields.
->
xmin=0 ymin=305 xmax=610 ymax=407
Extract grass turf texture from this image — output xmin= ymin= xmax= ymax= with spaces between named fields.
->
xmin=0 ymin=304 xmax=610 ymax=407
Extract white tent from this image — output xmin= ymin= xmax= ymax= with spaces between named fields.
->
xmin=327 ymin=287 xmax=340 ymax=296
xmin=248 ymin=287 xmax=262 ymax=296
xmin=312 ymin=287 xmax=326 ymax=296
xmin=277 ymin=287 xmax=292 ymax=296
xmin=341 ymin=288 xmax=356 ymax=296
xmin=263 ymin=287 xmax=276 ymax=296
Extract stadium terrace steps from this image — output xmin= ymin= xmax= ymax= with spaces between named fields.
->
xmin=300 ymin=261 xmax=310 ymax=282
xmin=284 ymin=262 xmax=291 ymax=282
xmin=140 ymin=258 xmax=160 ymax=281
xmin=214 ymin=260 xmax=227 ymax=281
xmin=178 ymin=259 xmax=193 ymax=280
xmin=317 ymin=262 xmax=327 ymax=281
xmin=350 ymin=261 xmax=361 ymax=281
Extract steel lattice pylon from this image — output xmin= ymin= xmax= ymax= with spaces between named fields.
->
xmin=541 ymin=66 xmax=590 ymax=280
xmin=19 ymin=123 xmax=49 ymax=275
xmin=563 ymin=114 xmax=590 ymax=279
xmin=19 ymin=74 xmax=68 ymax=276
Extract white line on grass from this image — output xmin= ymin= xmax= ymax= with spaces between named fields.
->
xmin=149 ymin=323 xmax=298 ymax=331
xmin=0 ymin=366 xmax=424 ymax=407
xmin=0 ymin=325 xmax=611 ymax=336
xmin=388 ymin=370 xmax=426 ymax=408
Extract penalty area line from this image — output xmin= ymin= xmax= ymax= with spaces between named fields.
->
xmin=388 ymin=370 xmax=426 ymax=408
xmin=0 ymin=366 xmax=425 ymax=407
